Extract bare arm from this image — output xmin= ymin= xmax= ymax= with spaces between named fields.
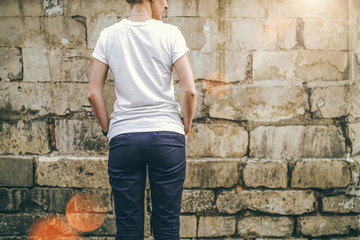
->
xmin=174 ymin=53 xmax=196 ymax=140
xmin=88 ymin=59 xmax=110 ymax=133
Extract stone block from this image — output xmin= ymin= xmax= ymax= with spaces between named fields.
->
xmin=237 ymin=216 xmax=294 ymax=237
xmin=0 ymin=82 xmax=51 ymax=115
xmin=0 ymin=120 xmax=50 ymax=155
xmin=167 ymin=0 xmax=198 ymax=17
xmin=268 ymin=0 xmax=349 ymax=18
xmin=44 ymin=16 xmax=87 ymax=49
xmin=31 ymin=188 xmax=112 ymax=213
xmin=180 ymin=215 xmax=197 ymax=238
xmin=82 ymin=214 xmax=116 ymax=236
xmin=51 ymin=82 xmax=89 ymax=115
xmin=0 ymin=0 xmax=44 ymax=16
xmin=184 ymin=159 xmax=241 ymax=188
xmin=243 ymin=160 xmax=288 ymax=188
xmin=295 ymin=51 xmax=349 ymax=82
xmin=181 ymin=189 xmax=215 ymax=213
xmin=208 ymin=85 xmax=307 ymax=122
xmin=0 ymin=17 xmax=46 ymax=48
xmin=322 ymin=194 xmax=360 ymax=213
xmin=35 ymin=156 xmax=109 ymax=188
xmin=225 ymin=18 xmax=277 ymax=50
xmin=23 ymin=48 xmax=92 ymax=82
xmin=87 ymin=16 xmax=119 ymax=49
xmin=0 ymin=156 xmax=34 ymax=187
xmin=186 ymin=123 xmax=248 ymax=158
xmin=303 ymin=19 xmax=349 ymax=50
xmin=198 ymin=216 xmax=236 ymax=237
xmin=349 ymin=123 xmax=360 ymax=155
xmin=231 ymin=0 xmax=267 ymax=18
xmin=0 ymin=189 xmax=29 ymax=211
xmin=0 ymin=47 xmax=22 ymax=81
xmin=55 ymin=119 xmax=108 ymax=154
xmin=64 ymin=0 xmax=129 ymax=17
xmin=310 ymin=86 xmax=349 ymax=118
xmin=0 ymin=214 xmax=41 ymax=236
xmin=297 ymin=215 xmax=360 ymax=237
xmin=216 ymin=190 xmax=316 ymax=215
xmin=291 ymin=159 xmax=351 ymax=189
xmin=253 ymin=51 xmax=297 ymax=81
xmin=250 ymin=125 xmax=346 ymax=159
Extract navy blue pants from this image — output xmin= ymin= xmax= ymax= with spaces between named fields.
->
xmin=108 ymin=131 xmax=186 ymax=240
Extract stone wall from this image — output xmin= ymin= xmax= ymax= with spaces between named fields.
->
xmin=0 ymin=0 xmax=360 ymax=239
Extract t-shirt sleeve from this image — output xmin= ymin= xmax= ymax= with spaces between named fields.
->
xmin=171 ymin=27 xmax=190 ymax=65
xmin=91 ymin=30 xmax=108 ymax=65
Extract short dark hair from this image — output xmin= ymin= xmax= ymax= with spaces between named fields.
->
xmin=126 ymin=0 xmax=143 ymax=4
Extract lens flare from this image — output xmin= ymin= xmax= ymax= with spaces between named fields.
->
xmin=28 ymin=214 xmax=79 ymax=239
xmin=66 ymin=192 xmax=107 ymax=232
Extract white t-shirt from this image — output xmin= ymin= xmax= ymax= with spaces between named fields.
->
xmin=92 ymin=18 xmax=190 ymax=142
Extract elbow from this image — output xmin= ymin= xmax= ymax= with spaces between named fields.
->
xmin=87 ymin=91 xmax=99 ymax=102
xmin=184 ymin=88 xmax=197 ymax=99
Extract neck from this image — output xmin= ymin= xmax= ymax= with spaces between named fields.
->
xmin=129 ymin=2 xmax=152 ymax=20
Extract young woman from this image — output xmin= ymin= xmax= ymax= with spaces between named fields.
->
xmin=87 ymin=0 xmax=196 ymax=239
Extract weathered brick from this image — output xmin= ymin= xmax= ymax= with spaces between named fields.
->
xmin=209 ymin=85 xmax=307 ymax=122
xmin=64 ymin=0 xmax=129 ymax=17
xmin=0 ymin=17 xmax=46 ymax=48
xmin=254 ymin=51 xmax=349 ymax=82
xmin=250 ymin=125 xmax=346 ymax=159
xmin=35 ymin=156 xmax=109 ymax=188
xmin=231 ymin=0 xmax=267 ymax=18
xmin=0 ymin=120 xmax=50 ymax=155
xmin=268 ymin=0 xmax=349 ymax=18
xmin=237 ymin=216 xmax=294 ymax=237
xmin=216 ymin=190 xmax=316 ymax=215
xmin=186 ymin=123 xmax=248 ymax=158
xmin=291 ymin=159 xmax=351 ymax=189
xmin=322 ymin=194 xmax=360 ymax=213
xmin=0 ymin=189 xmax=29 ymax=211
xmin=167 ymin=0 xmax=198 ymax=17
xmin=180 ymin=215 xmax=197 ymax=238
xmin=198 ymin=216 xmax=236 ymax=237
xmin=184 ymin=159 xmax=241 ymax=188
xmin=297 ymin=215 xmax=360 ymax=237
xmin=349 ymin=123 xmax=360 ymax=155
xmin=228 ymin=18 xmax=279 ymax=50
xmin=31 ymin=188 xmax=112 ymax=213
xmin=243 ymin=160 xmax=288 ymax=188
xmin=82 ymin=214 xmax=116 ymax=236
xmin=0 ymin=47 xmax=22 ymax=81
xmin=44 ymin=0 xmax=63 ymax=15
xmin=0 ymin=156 xmax=34 ymax=187
xmin=55 ymin=119 xmax=108 ymax=154
xmin=0 ymin=0 xmax=44 ymax=16
xmin=303 ymin=19 xmax=349 ymax=50
xmin=23 ymin=48 xmax=92 ymax=82
xmin=295 ymin=51 xmax=349 ymax=82
xmin=310 ymin=86 xmax=349 ymax=118
xmin=44 ymin=16 xmax=87 ymax=49
xmin=0 ymin=214 xmax=41 ymax=236
xmin=181 ymin=189 xmax=215 ymax=213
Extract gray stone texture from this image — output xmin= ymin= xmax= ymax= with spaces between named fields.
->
xmin=216 ymin=190 xmax=316 ymax=215
xmin=243 ymin=160 xmax=288 ymax=188
xmin=0 ymin=156 xmax=34 ymax=186
xmin=250 ymin=125 xmax=346 ymax=159
xmin=291 ymin=159 xmax=351 ymax=189
xmin=0 ymin=47 xmax=22 ymax=81
xmin=181 ymin=189 xmax=215 ymax=213
xmin=198 ymin=216 xmax=236 ymax=237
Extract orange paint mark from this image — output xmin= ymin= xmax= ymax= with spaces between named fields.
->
xmin=204 ymin=72 xmax=230 ymax=98
xmin=66 ymin=192 xmax=106 ymax=232
xmin=29 ymin=214 xmax=79 ymax=239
